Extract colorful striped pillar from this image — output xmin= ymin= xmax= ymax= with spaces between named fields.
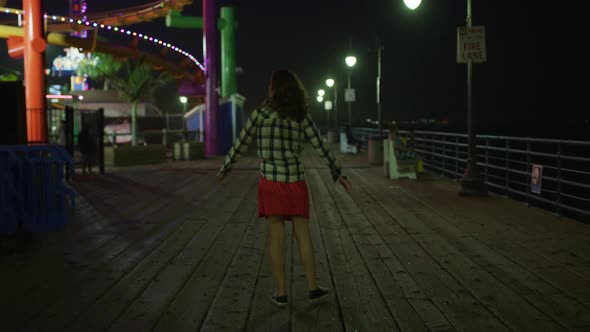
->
xmin=23 ymin=0 xmax=47 ymax=143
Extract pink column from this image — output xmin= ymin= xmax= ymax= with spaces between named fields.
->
xmin=203 ymin=0 xmax=219 ymax=155
xmin=23 ymin=0 xmax=47 ymax=143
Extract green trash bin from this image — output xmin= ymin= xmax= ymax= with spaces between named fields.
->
xmin=368 ymin=135 xmax=384 ymax=165
xmin=173 ymin=142 xmax=183 ymax=160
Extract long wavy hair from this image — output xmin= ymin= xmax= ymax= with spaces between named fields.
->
xmin=262 ymin=69 xmax=309 ymax=122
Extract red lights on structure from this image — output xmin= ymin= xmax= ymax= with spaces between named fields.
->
xmin=46 ymin=94 xmax=83 ymax=100
xmin=46 ymin=94 xmax=73 ymax=99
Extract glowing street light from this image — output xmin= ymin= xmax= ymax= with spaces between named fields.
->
xmin=345 ymin=56 xmax=357 ymax=68
xmin=317 ymin=89 xmax=325 ymax=97
xmin=316 ymin=95 xmax=324 ymax=103
xmin=325 ymin=78 xmax=334 ymax=87
xmin=403 ymin=0 xmax=422 ymax=10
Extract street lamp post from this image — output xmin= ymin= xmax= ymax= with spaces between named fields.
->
xmin=316 ymin=95 xmax=324 ymax=131
xmin=459 ymin=0 xmax=487 ymax=196
xmin=179 ymin=96 xmax=188 ymax=113
xmin=376 ymin=39 xmax=384 ymax=138
xmin=326 ymin=78 xmax=337 ymax=129
xmin=403 ymin=0 xmax=486 ymax=196
xmin=317 ymin=89 xmax=328 ymax=132
xmin=345 ymin=55 xmax=357 ymax=126
xmin=180 ymin=96 xmax=188 ymax=138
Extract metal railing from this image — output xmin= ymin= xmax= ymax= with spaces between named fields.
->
xmin=350 ymin=127 xmax=590 ymax=221
xmin=350 ymin=127 xmax=385 ymax=150
xmin=106 ymin=129 xmax=203 ymax=147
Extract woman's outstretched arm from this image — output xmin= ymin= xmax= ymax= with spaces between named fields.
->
xmin=218 ymin=108 xmax=260 ymax=177
xmin=302 ymin=113 xmax=346 ymax=183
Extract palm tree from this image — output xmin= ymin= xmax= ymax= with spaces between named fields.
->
xmin=78 ymin=52 xmax=123 ymax=90
xmin=0 ymin=66 xmax=21 ymax=81
xmin=113 ymin=56 xmax=172 ymax=146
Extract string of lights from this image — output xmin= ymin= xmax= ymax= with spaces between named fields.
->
xmin=0 ymin=6 xmax=204 ymax=72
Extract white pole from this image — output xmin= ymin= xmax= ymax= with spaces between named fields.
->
xmin=377 ymin=38 xmax=383 ymax=137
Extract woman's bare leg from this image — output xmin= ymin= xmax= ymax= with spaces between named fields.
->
xmin=266 ymin=215 xmax=286 ymax=295
xmin=291 ymin=216 xmax=319 ymax=290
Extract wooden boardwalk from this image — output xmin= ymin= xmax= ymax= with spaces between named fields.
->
xmin=2 ymin=145 xmax=590 ymax=332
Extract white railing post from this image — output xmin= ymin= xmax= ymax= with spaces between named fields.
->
xmin=442 ymin=135 xmax=447 ymax=173
xmin=484 ymin=137 xmax=489 ymax=184
xmin=455 ymin=136 xmax=459 ymax=178
xmin=557 ymin=142 xmax=562 ymax=216
xmin=505 ymin=139 xmax=510 ymax=197
xmin=525 ymin=138 xmax=531 ymax=207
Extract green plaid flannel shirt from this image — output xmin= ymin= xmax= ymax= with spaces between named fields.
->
xmin=219 ymin=107 xmax=345 ymax=183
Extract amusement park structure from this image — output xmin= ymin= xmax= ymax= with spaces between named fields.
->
xmin=1 ymin=0 xmax=235 ymax=155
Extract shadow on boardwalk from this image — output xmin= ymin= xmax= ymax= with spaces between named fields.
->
xmin=2 ymin=144 xmax=590 ymax=331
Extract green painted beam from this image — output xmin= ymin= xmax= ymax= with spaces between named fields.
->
xmin=220 ymin=7 xmax=236 ymax=97
xmin=165 ymin=10 xmax=203 ymax=29
xmin=165 ymin=8 xmax=238 ymax=97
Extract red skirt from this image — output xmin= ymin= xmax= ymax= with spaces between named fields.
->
xmin=258 ymin=175 xmax=310 ymax=221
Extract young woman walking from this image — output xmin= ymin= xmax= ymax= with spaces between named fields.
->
xmin=217 ymin=69 xmax=351 ymax=307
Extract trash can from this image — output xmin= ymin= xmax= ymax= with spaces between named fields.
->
xmin=368 ymin=135 xmax=384 ymax=165
xmin=173 ymin=142 xmax=183 ymax=160
xmin=327 ymin=129 xmax=337 ymax=144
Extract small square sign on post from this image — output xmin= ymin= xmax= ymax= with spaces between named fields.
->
xmin=344 ymin=88 xmax=355 ymax=102
xmin=531 ymin=164 xmax=543 ymax=194
xmin=457 ymin=26 xmax=487 ymax=63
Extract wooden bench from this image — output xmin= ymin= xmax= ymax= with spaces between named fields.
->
xmin=383 ymin=139 xmax=417 ymax=180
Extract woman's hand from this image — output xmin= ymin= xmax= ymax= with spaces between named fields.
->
xmin=216 ymin=172 xmax=225 ymax=183
xmin=338 ymin=176 xmax=352 ymax=193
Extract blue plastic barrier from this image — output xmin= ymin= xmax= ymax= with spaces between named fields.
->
xmin=0 ymin=144 xmax=75 ymax=234
xmin=0 ymin=151 xmax=24 ymax=234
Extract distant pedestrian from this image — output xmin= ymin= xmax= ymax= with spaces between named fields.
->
xmin=344 ymin=124 xmax=361 ymax=152
xmin=78 ymin=121 xmax=96 ymax=173
xmin=388 ymin=122 xmax=416 ymax=160
xmin=217 ymin=69 xmax=351 ymax=307
xmin=57 ymin=119 xmax=66 ymax=145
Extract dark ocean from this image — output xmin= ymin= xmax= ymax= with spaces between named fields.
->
xmin=396 ymin=123 xmax=590 ymax=142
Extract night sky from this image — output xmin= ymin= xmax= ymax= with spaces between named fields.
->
xmin=0 ymin=0 xmax=574 ymax=133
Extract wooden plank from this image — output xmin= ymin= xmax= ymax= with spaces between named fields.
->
xmin=347 ymin=168 xmax=511 ymax=332
xmin=63 ymin=219 xmax=206 ymax=332
xmin=402 ymin=175 xmax=590 ymax=279
xmin=291 ymin=178 xmax=343 ymax=332
xmin=323 ymin=169 xmax=447 ymax=332
xmin=4 ymin=202 xmax=185 ymax=331
xmin=416 ymin=232 xmax=565 ymax=331
xmin=152 ymin=174 xmax=262 ymax=332
xmin=388 ymin=172 xmax=590 ymax=318
xmin=6 ymin=170 xmax=204 ymax=293
xmin=305 ymin=169 xmax=373 ymax=332
xmin=7 ymin=170 xmax=233 ymax=330
xmin=387 ymin=179 xmax=590 ymax=330
xmin=349 ymin=168 xmax=565 ymax=332
xmin=64 ymin=172 xmax=257 ymax=332
xmin=320 ymin=170 xmax=408 ymax=331
xmin=246 ymin=230 xmax=291 ymax=332
xmin=199 ymin=216 xmax=266 ymax=330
